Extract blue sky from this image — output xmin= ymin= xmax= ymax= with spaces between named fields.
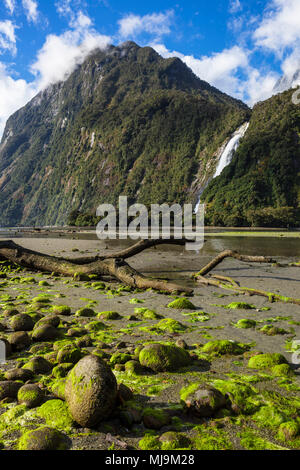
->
xmin=0 ymin=0 xmax=299 ymax=137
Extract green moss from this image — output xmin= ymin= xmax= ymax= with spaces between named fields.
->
xmin=139 ymin=434 xmax=161 ymax=450
xmin=180 ymin=382 xmax=202 ymax=402
xmin=201 ymin=340 xmax=250 ymax=356
xmin=277 ymin=421 xmax=299 ymax=441
xmin=239 ymin=430 xmax=287 ymax=450
xmin=167 ymin=298 xmax=196 ymax=310
xmin=52 ymin=305 xmax=72 ymax=315
xmin=259 ymin=325 xmax=287 ymax=336
xmin=160 ymin=432 xmax=191 ymax=450
xmin=52 ymin=363 xmax=74 ymax=378
xmin=97 ymin=311 xmax=121 ymax=320
xmin=110 ymin=352 xmax=132 ymax=367
xmin=212 ymin=379 xmax=259 ymax=414
xmin=234 ymin=319 xmax=256 ymax=329
xmin=252 ymin=405 xmax=288 ymax=429
xmin=156 ymin=318 xmax=186 ymax=333
xmin=139 ymin=343 xmax=191 ymax=372
xmin=36 ymin=399 xmax=74 ymax=431
xmin=134 ymin=308 xmax=162 ymax=320
xmin=17 ymin=426 xmax=69 ymax=450
xmin=85 ymin=321 xmax=107 ymax=332
xmin=271 ymin=364 xmax=294 ymax=377
xmin=75 ymin=307 xmax=96 ymax=317
xmin=193 ymin=427 xmax=233 ymax=450
xmin=223 ymin=302 xmax=256 ymax=310
xmin=248 ymin=353 xmax=287 ymax=370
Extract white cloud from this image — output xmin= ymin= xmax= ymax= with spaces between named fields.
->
xmin=118 ymin=10 xmax=174 ymax=39
xmin=22 ymin=0 xmax=39 ymax=23
xmin=31 ymin=13 xmax=111 ymax=89
xmin=254 ymin=0 xmax=300 ymax=53
xmin=0 ymin=63 xmax=37 ymax=137
xmin=0 ymin=11 xmax=111 ymax=139
xmin=0 ymin=20 xmax=17 ymax=55
xmin=4 ymin=0 xmax=16 ymax=15
xmin=229 ymin=0 xmax=242 ymax=14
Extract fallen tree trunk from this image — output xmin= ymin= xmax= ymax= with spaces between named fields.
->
xmin=0 ymin=240 xmax=193 ymax=295
xmin=193 ymin=250 xmax=276 ymax=277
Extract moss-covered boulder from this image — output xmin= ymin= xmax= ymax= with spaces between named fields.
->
xmin=139 ymin=343 xmax=191 ymax=372
xmin=156 ymin=318 xmax=186 ymax=333
xmin=134 ymin=308 xmax=162 ymax=320
xmin=8 ymin=331 xmax=31 ymax=351
xmin=201 ymin=340 xmax=250 ymax=356
xmin=23 ymin=356 xmax=53 ymax=374
xmin=10 ymin=313 xmax=34 ymax=332
xmin=56 ymin=346 xmax=82 ymax=365
xmin=36 ymin=399 xmax=75 ymax=430
xmin=32 ymin=324 xmax=61 ymax=341
xmin=142 ymin=408 xmax=171 ymax=430
xmin=277 ymin=421 xmax=299 ymax=441
xmin=248 ymin=353 xmax=288 ymax=370
xmin=75 ymin=307 xmax=96 ymax=317
xmin=0 ymin=381 xmax=22 ymax=400
xmin=180 ymin=383 xmax=227 ymax=417
xmin=52 ymin=305 xmax=72 ymax=316
xmin=98 ymin=311 xmax=121 ymax=320
xmin=4 ymin=368 xmax=34 ymax=382
xmin=17 ymin=426 xmax=71 ymax=450
xmin=17 ymin=384 xmax=44 ymax=408
xmin=167 ymin=298 xmax=196 ymax=310
xmin=159 ymin=431 xmax=191 ymax=450
xmin=35 ymin=315 xmax=60 ymax=328
xmin=234 ymin=319 xmax=256 ymax=329
xmin=110 ymin=352 xmax=132 ymax=367
xmin=125 ymin=360 xmax=144 ymax=376
xmin=65 ymin=355 xmax=118 ymax=427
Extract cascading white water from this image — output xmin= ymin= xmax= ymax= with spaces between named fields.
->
xmin=194 ymin=121 xmax=249 ymax=213
xmin=213 ymin=122 xmax=249 ymax=177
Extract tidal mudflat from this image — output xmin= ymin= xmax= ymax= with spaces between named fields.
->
xmin=0 ymin=236 xmax=299 ymax=450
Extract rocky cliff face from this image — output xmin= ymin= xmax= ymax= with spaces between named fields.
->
xmin=0 ymin=41 xmax=250 ymax=226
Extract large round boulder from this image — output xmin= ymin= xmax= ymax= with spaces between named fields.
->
xmin=139 ymin=343 xmax=191 ymax=372
xmin=65 ymin=355 xmax=117 ymax=428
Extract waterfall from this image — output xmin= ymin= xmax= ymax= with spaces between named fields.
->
xmin=194 ymin=121 xmax=249 ymax=213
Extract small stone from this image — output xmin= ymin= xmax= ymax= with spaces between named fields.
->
xmin=142 ymin=408 xmax=171 ymax=430
xmin=181 ymin=384 xmax=227 ymax=417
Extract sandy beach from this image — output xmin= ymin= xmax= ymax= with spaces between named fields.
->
xmin=0 ymin=236 xmax=299 ymax=450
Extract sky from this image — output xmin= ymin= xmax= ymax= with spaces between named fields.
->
xmin=0 ymin=0 xmax=299 ymax=138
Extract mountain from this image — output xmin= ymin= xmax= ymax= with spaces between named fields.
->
xmin=273 ymin=69 xmax=300 ymax=94
xmin=0 ymin=41 xmax=250 ymax=226
xmin=201 ymin=88 xmax=300 ymax=227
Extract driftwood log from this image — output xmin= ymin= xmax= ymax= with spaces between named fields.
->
xmin=0 ymin=239 xmax=193 ymax=295
xmin=193 ymin=249 xmax=300 ymax=306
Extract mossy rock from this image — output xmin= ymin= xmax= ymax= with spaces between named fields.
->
xmin=52 ymin=305 xmax=72 ymax=316
xmin=134 ymin=308 xmax=162 ymax=320
xmin=142 ymin=408 xmax=171 ymax=430
xmin=234 ymin=319 xmax=256 ymax=329
xmin=224 ymin=302 xmax=256 ymax=310
xmin=52 ymin=363 xmax=74 ymax=378
xmin=156 ymin=318 xmax=186 ymax=333
xmin=17 ymin=426 xmax=71 ymax=450
xmin=0 ymin=381 xmax=22 ymax=400
xmin=8 ymin=331 xmax=31 ymax=351
xmin=39 ymin=280 xmax=50 ymax=287
xmin=35 ymin=315 xmax=61 ymax=328
xmin=167 ymin=298 xmax=196 ymax=310
xmin=212 ymin=379 xmax=258 ymax=415
xmin=259 ymin=325 xmax=287 ymax=336
xmin=32 ymin=324 xmax=61 ymax=341
xmin=139 ymin=343 xmax=191 ymax=372
xmin=125 ymin=360 xmax=144 ymax=376
xmin=159 ymin=431 xmax=191 ymax=450
xmin=37 ymin=399 xmax=75 ymax=430
xmin=23 ymin=356 xmax=53 ymax=374
xmin=10 ymin=313 xmax=34 ymax=332
xmin=65 ymin=355 xmax=118 ymax=427
xmin=57 ymin=346 xmax=82 ymax=365
xmin=98 ymin=311 xmax=122 ymax=320
xmin=277 ymin=421 xmax=299 ymax=441
xmin=271 ymin=364 xmax=294 ymax=377
xmin=180 ymin=383 xmax=227 ymax=417
xmin=248 ymin=353 xmax=288 ymax=370
xmin=75 ymin=307 xmax=96 ymax=317
xmin=17 ymin=384 xmax=44 ymax=408
xmin=201 ymin=340 xmax=250 ymax=356
xmin=110 ymin=352 xmax=132 ymax=367
xmin=85 ymin=321 xmax=107 ymax=333
xmin=4 ymin=368 xmax=34 ymax=382
xmin=139 ymin=434 xmax=161 ymax=450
